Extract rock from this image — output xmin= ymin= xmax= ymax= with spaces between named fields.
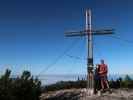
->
xmin=40 ymin=89 xmax=133 ymax=100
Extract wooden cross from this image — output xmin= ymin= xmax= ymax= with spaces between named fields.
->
xmin=65 ymin=9 xmax=114 ymax=95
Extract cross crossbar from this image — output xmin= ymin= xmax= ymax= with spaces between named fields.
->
xmin=65 ymin=29 xmax=114 ymax=37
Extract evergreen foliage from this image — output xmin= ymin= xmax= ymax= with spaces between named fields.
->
xmin=0 ymin=69 xmax=41 ymax=100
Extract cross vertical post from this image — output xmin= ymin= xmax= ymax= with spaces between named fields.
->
xmin=86 ymin=9 xmax=94 ymax=95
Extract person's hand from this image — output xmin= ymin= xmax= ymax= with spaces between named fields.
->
xmin=99 ymin=71 xmax=103 ymax=74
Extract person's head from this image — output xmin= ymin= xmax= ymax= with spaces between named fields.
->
xmin=100 ymin=59 xmax=104 ymax=64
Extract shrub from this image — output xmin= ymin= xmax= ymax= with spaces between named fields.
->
xmin=0 ymin=69 xmax=41 ymax=100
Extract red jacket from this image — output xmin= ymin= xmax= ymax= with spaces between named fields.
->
xmin=99 ymin=64 xmax=108 ymax=76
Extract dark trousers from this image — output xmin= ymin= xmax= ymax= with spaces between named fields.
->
xmin=94 ymin=79 xmax=101 ymax=93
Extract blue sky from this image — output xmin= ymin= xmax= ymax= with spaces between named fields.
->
xmin=0 ymin=0 xmax=133 ymax=75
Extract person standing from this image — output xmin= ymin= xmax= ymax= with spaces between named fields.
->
xmin=94 ymin=64 xmax=101 ymax=94
xmin=98 ymin=59 xmax=110 ymax=91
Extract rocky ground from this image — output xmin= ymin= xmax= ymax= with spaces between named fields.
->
xmin=40 ymin=89 xmax=133 ymax=100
